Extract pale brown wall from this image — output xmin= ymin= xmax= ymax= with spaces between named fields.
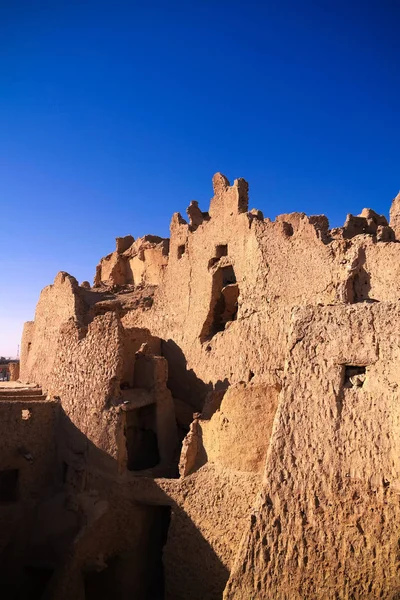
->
xmin=20 ymin=272 xmax=86 ymax=390
xmin=20 ymin=321 xmax=35 ymax=381
xmin=225 ymin=302 xmax=400 ymax=599
xmin=160 ymin=381 xmax=279 ymax=599
xmin=121 ymin=327 xmax=161 ymax=388
xmin=17 ymin=173 xmax=400 ymax=600
xmin=162 ymin=465 xmax=260 ymax=600
xmin=50 ymin=312 xmax=124 ymax=465
xmin=200 ymin=382 xmax=279 ymax=473
xmin=0 ymin=399 xmax=58 ymax=504
xmin=124 ymin=176 xmax=340 ymax=405
xmin=142 ymin=246 xmax=168 ymax=285
xmin=96 ymin=237 xmax=168 ymax=287
xmin=362 ymin=238 xmax=400 ymax=302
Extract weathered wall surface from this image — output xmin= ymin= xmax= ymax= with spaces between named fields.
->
xmin=95 ymin=235 xmax=169 ymax=288
xmin=49 ymin=495 xmax=170 ymax=600
xmin=20 ymin=272 xmax=86 ymax=390
xmin=121 ymin=326 xmax=161 ymax=388
xmin=0 ymin=397 xmax=59 ymax=596
xmin=0 ymin=399 xmax=58 ymax=504
xmin=200 ymin=382 xmax=279 ymax=473
xmin=225 ymin=302 xmax=400 ymax=599
xmin=21 ymin=175 xmax=399 ymax=406
xmin=122 ymin=176 xmax=345 ymax=410
xmin=50 ymin=312 xmax=124 ymax=468
xmin=162 ymin=464 xmax=261 ymax=600
xmin=15 ymin=173 xmax=400 ymax=599
xmin=19 ymin=320 xmax=35 ymax=380
xmin=160 ymin=382 xmax=279 ymax=600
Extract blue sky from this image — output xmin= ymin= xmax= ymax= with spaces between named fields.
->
xmin=0 ymin=0 xmax=399 ymax=356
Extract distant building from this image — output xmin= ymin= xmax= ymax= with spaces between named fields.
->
xmin=0 ymin=358 xmax=20 ymax=381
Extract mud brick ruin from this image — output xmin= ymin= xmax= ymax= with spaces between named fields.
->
xmin=3 ymin=173 xmax=400 ymax=599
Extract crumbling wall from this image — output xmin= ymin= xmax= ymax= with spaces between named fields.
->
xmin=119 ymin=351 xmax=178 ymax=476
xmin=48 ymin=495 xmax=171 ymax=600
xmin=162 ymin=465 xmax=260 ymax=600
xmin=20 ymin=272 xmax=87 ymax=390
xmin=120 ymin=177 xmax=399 ymax=413
xmin=50 ymin=311 xmax=124 ymax=467
xmin=120 ymin=327 xmax=161 ymax=388
xmin=16 ymin=172 xmax=400 ymax=600
xmin=199 ymin=382 xmax=279 ymax=473
xmin=0 ymin=398 xmax=59 ymax=596
xmin=45 ymin=305 xmax=178 ymax=480
xmin=19 ymin=321 xmax=35 ymax=381
xmin=159 ymin=381 xmax=279 ymax=600
xmin=225 ymin=302 xmax=400 ymax=599
xmin=356 ymin=237 xmax=400 ymax=302
xmin=122 ymin=175 xmax=341 ymax=408
xmin=95 ymin=235 xmax=169 ymax=288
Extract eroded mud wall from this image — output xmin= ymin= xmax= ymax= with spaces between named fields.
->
xmin=225 ymin=303 xmax=400 ymax=599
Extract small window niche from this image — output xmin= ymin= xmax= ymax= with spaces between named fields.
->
xmin=177 ymin=244 xmax=186 ymax=260
xmin=344 ymin=365 xmax=366 ymax=388
xmin=215 ymin=244 xmax=228 ymax=258
xmin=208 ymin=244 xmax=228 ymax=269
xmin=0 ymin=469 xmax=19 ymax=503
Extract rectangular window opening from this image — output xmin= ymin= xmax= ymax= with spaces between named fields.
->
xmin=344 ymin=365 xmax=366 ymax=388
xmin=215 ymin=244 xmax=228 ymax=258
xmin=0 ymin=469 xmax=19 ymax=503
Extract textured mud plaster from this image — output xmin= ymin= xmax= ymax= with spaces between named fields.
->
xmin=120 ymin=327 xmax=161 ymax=388
xmin=123 ymin=174 xmax=347 ymax=407
xmin=15 ymin=173 xmax=400 ymax=599
xmin=50 ymin=312 xmax=124 ymax=462
xmin=94 ymin=235 xmax=169 ymax=287
xmin=163 ymin=464 xmax=261 ymax=600
xmin=49 ymin=496 xmax=171 ymax=600
xmin=225 ymin=303 xmax=400 ymax=600
xmin=200 ymin=383 xmax=279 ymax=473
xmin=167 ymin=383 xmax=279 ymax=599
xmin=389 ymin=191 xmax=400 ymax=239
xmin=0 ymin=398 xmax=59 ymax=596
xmin=20 ymin=272 xmax=86 ymax=391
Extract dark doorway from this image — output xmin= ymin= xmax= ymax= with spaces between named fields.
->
xmin=126 ymin=404 xmax=160 ymax=471
xmin=18 ymin=565 xmax=54 ymax=600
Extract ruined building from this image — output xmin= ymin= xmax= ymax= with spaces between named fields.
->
xmin=3 ymin=173 xmax=400 ymax=599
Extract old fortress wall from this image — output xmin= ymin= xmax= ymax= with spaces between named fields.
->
xmin=3 ymin=173 xmax=400 ymax=598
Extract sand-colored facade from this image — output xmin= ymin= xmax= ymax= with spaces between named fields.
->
xmin=5 ymin=175 xmax=400 ymax=598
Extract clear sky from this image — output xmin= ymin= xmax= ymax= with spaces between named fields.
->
xmin=0 ymin=0 xmax=399 ymax=357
